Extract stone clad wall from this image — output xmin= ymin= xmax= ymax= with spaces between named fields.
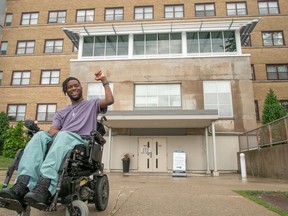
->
xmin=238 ymin=144 xmax=288 ymax=179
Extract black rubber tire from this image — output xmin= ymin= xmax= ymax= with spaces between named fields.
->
xmin=94 ymin=175 xmax=109 ymax=211
xmin=65 ymin=200 xmax=89 ymax=216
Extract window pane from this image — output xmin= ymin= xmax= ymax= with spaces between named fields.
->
xmin=94 ymin=36 xmax=105 ymax=56
xmin=170 ymin=33 xmax=182 ymax=54
xmin=118 ymin=35 xmax=128 ymax=55
xmin=133 ymin=35 xmax=144 ymax=55
xmin=211 ymin=32 xmax=223 ymax=52
xmin=106 ymin=36 xmax=117 ymax=56
xmin=224 ymin=31 xmax=236 ymax=52
xmin=158 ymin=34 xmax=169 ymax=54
xmin=199 ymin=32 xmax=211 ymax=53
xmin=187 ymin=32 xmax=199 ymax=53
xmin=146 ymin=34 xmax=157 ymax=54
xmin=83 ymin=36 xmax=94 ymax=56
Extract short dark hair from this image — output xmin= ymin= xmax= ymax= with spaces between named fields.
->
xmin=62 ymin=77 xmax=81 ymax=95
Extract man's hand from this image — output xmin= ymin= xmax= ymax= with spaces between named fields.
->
xmin=95 ymin=70 xmax=107 ymax=82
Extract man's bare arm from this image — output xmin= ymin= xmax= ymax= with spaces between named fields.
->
xmin=48 ymin=126 xmax=60 ymax=137
xmin=95 ymin=70 xmax=114 ymax=108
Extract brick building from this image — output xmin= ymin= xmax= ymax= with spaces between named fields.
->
xmin=0 ymin=0 xmax=287 ymax=174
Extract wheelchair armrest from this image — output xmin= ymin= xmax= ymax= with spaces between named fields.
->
xmin=90 ymin=130 xmax=106 ymax=145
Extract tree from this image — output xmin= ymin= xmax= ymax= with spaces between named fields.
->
xmin=2 ymin=121 xmax=30 ymax=158
xmin=261 ymin=88 xmax=286 ymax=125
xmin=0 ymin=112 xmax=9 ymax=155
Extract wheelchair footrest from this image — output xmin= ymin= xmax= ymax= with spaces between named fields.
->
xmin=0 ymin=197 xmax=26 ymax=212
xmin=28 ymin=202 xmax=50 ymax=211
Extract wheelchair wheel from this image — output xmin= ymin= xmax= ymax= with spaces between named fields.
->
xmin=94 ymin=175 xmax=109 ymax=211
xmin=65 ymin=200 xmax=89 ymax=216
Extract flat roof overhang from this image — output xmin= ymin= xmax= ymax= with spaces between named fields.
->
xmin=62 ymin=17 xmax=260 ymax=48
xmin=100 ymin=110 xmax=219 ymax=129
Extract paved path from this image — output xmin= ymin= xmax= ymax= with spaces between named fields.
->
xmin=0 ymin=172 xmax=287 ymax=216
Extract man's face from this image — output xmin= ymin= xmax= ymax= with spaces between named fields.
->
xmin=66 ymin=80 xmax=83 ymax=101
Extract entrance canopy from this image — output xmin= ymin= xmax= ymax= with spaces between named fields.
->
xmin=101 ymin=110 xmax=218 ymax=129
xmin=63 ymin=18 xmax=259 ymax=47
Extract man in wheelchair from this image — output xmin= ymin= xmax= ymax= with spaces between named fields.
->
xmin=0 ymin=70 xmax=114 ymax=212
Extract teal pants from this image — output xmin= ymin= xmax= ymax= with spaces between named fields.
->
xmin=16 ymin=131 xmax=86 ymax=195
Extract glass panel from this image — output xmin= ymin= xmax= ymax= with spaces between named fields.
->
xmin=94 ymin=36 xmax=105 ymax=56
xmin=263 ymin=32 xmax=272 ymax=46
xmin=170 ymin=33 xmax=182 ymax=54
xmin=83 ymin=36 xmax=94 ymax=56
xmin=187 ymin=32 xmax=199 ymax=53
xmin=117 ymin=35 xmax=128 ymax=55
xmin=199 ymin=32 xmax=211 ymax=53
xmin=106 ymin=36 xmax=117 ymax=56
xmin=146 ymin=34 xmax=157 ymax=54
xmin=224 ymin=31 xmax=236 ymax=52
xmin=273 ymin=32 xmax=283 ymax=45
xmin=38 ymin=105 xmax=46 ymax=112
xmin=158 ymin=34 xmax=169 ymax=54
xmin=133 ymin=34 xmax=144 ymax=55
xmin=135 ymin=85 xmax=147 ymax=95
xmin=205 ymin=93 xmax=217 ymax=104
xmin=211 ymin=32 xmax=223 ymax=52
xmin=159 ymin=95 xmax=169 ymax=106
xmin=170 ymin=96 xmax=181 ymax=106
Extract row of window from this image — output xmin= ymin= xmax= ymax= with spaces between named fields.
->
xmin=0 ymin=30 xmax=285 ymax=56
xmin=251 ymin=64 xmax=288 ymax=80
xmin=4 ymin=1 xmax=281 ymax=27
xmin=6 ymin=81 xmax=288 ymax=122
xmin=0 ymin=63 xmax=287 ymax=88
xmin=5 ymin=81 xmax=233 ymax=121
xmin=0 ymin=70 xmax=60 ymax=85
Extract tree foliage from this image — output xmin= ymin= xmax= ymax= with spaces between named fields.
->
xmin=261 ymin=88 xmax=286 ymax=125
xmin=2 ymin=121 xmax=29 ymax=158
xmin=0 ymin=112 xmax=9 ymax=155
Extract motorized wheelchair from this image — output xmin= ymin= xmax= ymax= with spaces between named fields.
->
xmin=0 ymin=116 xmax=109 ymax=216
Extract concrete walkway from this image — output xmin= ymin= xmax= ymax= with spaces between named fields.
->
xmin=0 ymin=172 xmax=287 ymax=216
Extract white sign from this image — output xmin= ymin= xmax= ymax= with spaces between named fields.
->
xmin=173 ymin=151 xmax=186 ymax=171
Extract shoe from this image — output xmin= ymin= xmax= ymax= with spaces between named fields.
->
xmin=0 ymin=175 xmax=30 ymax=202
xmin=24 ymin=176 xmax=51 ymax=204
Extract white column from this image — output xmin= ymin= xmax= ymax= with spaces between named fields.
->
xmin=211 ymin=121 xmax=219 ymax=176
xmin=205 ymin=127 xmax=210 ymax=174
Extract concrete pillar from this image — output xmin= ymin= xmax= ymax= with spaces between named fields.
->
xmin=211 ymin=121 xmax=219 ymax=177
xmin=106 ymin=127 xmax=112 ymax=172
xmin=205 ymin=127 xmax=210 ymax=174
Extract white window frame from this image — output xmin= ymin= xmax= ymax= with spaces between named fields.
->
xmin=12 ymin=71 xmax=30 ymax=85
xmin=203 ymin=81 xmax=233 ymax=117
xmin=21 ymin=12 xmax=39 ymax=25
xmin=16 ymin=41 xmax=35 ymax=54
xmin=48 ymin=11 xmax=66 ymax=23
xmin=41 ymin=70 xmax=60 ymax=84
xmin=76 ymin=9 xmax=94 ymax=23
xmin=37 ymin=104 xmax=57 ymax=122
xmin=87 ymin=83 xmax=113 ymax=110
xmin=44 ymin=39 xmax=63 ymax=53
xmin=105 ymin=8 xmax=124 ymax=21
xmin=5 ymin=13 xmax=13 ymax=26
xmin=0 ymin=41 xmax=8 ymax=55
xmin=135 ymin=84 xmax=181 ymax=109
xmin=7 ymin=104 xmax=26 ymax=121
xmin=134 ymin=6 xmax=153 ymax=20
xmin=164 ymin=5 xmax=184 ymax=19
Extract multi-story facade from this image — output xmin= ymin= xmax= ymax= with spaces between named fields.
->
xmin=0 ymin=0 xmax=287 ymax=175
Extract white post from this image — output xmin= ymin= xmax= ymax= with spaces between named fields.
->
xmin=205 ymin=127 xmax=210 ymax=174
xmin=240 ymin=153 xmax=247 ymax=179
xmin=211 ymin=121 xmax=219 ymax=176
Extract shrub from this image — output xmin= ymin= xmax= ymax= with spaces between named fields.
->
xmin=0 ymin=112 xmax=9 ymax=155
xmin=261 ymin=89 xmax=286 ymax=125
xmin=2 ymin=121 xmax=30 ymax=158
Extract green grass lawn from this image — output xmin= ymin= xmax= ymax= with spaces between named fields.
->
xmin=0 ymin=155 xmax=13 ymax=169
xmin=235 ymin=190 xmax=288 ymax=216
